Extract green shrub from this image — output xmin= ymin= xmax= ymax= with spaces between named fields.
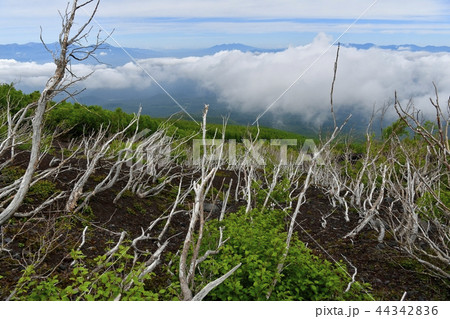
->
xmin=0 ymin=83 xmax=39 ymax=114
xmin=417 ymin=188 xmax=450 ymax=222
xmin=187 ymin=207 xmax=371 ymax=301
xmin=0 ymin=166 xmax=25 ymax=185
xmin=382 ymin=119 xmax=409 ymax=140
xmin=24 ymin=180 xmax=58 ymax=204
xmin=13 ymin=246 xmax=159 ymax=301
xmin=254 ymin=177 xmax=291 ymax=207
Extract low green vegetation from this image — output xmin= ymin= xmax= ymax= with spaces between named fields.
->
xmin=45 ymin=101 xmax=309 ymax=144
xmin=13 ymin=247 xmax=159 ymax=301
xmin=0 ymin=83 xmax=40 ymax=114
xmin=167 ymin=183 xmax=372 ymax=301
xmin=0 ymin=166 xmax=26 ymax=185
xmin=191 ymin=207 xmax=371 ymax=301
xmin=24 ymin=180 xmax=58 ymax=204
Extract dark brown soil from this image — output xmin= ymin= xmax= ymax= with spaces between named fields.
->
xmin=295 ymin=186 xmax=449 ymax=301
xmin=0 ymin=147 xmax=448 ymax=300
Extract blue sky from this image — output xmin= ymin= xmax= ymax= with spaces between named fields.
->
xmin=1 ymin=0 xmax=450 ymax=49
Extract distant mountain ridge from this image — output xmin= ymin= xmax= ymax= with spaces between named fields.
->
xmin=1 ymin=42 xmax=450 ymax=67
xmin=0 ymin=42 xmax=282 ymax=66
xmin=344 ymin=43 xmax=450 ymax=53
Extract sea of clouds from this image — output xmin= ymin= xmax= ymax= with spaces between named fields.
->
xmin=1 ymin=34 xmax=449 ymax=125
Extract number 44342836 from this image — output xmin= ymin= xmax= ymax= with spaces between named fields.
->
xmin=376 ymin=306 xmax=438 ymax=316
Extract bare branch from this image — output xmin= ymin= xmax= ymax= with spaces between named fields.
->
xmin=192 ymin=263 xmax=242 ymax=301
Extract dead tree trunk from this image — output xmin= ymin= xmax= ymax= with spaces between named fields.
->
xmin=0 ymin=0 xmax=102 ymax=226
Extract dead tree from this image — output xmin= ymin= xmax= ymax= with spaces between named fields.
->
xmin=65 ymin=111 xmax=140 ymax=212
xmin=0 ymin=88 xmax=34 ymax=165
xmin=0 ymin=0 xmax=103 ymax=226
xmin=386 ymin=90 xmax=450 ymax=278
xmin=178 ymin=105 xmax=241 ymax=301
xmin=266 ymin=117 xmax=350 ymax=299
xmin=317 ymin=87 xmax=449 ymax=279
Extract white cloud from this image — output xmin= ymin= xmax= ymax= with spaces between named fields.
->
xmin=1 ymin=0 xmax=447 ymax=20
xmin=133 ymin=34 xmax=450 ymax=123
xmin=0 ymin=59 xmax=55 ymax=87
xmin=1 ymin=34 xmax=450 ymax=124
xmin=97 ymin=0 xmax=448 ymax=20
xmin=82 ymin=63 xmax=153 ymax=89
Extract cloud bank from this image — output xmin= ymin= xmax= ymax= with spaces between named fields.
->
xmin=1 ymin=34 xmax=450 ymax=124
